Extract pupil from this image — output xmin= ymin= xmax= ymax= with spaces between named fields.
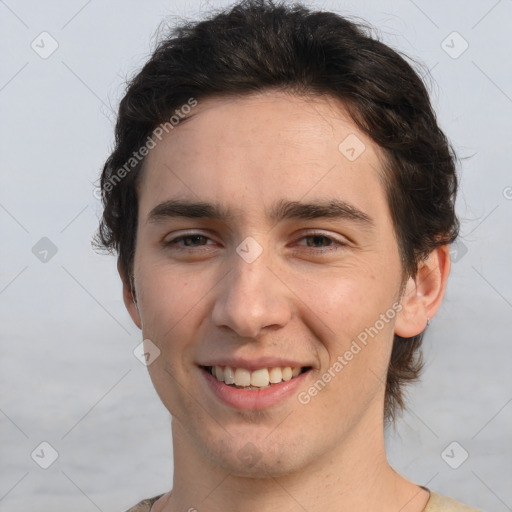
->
xmin=310 ymin=235 xmax=327 ymax=247
xmin=185 ymin=235 xmax=203 ymax=246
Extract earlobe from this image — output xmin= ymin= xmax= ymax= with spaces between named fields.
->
xmin=118 ymin=259 xmax=142 ymax=329
xmin=394 ymin=245 xmax=451 ymax=338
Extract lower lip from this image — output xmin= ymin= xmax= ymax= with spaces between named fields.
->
xmin=200 ymin=367 xmax=310 ymax=411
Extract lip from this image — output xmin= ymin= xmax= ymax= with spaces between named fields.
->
xmin=200 ymin=366 xmax=312 ymax=411
xmin=197 ymin=357 xmax=312 ymax=371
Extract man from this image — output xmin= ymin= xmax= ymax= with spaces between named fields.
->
xmin=95 ymin=1 xmax=481 ymax=510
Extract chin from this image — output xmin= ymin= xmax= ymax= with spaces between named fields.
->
xmin=203 ymin=433 xmax=308 ymax=478
xmin=216 ymin=453 xmax=301 ymax=479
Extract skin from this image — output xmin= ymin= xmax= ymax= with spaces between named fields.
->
xmin=120 ymin=91 xmax=451 ymax=512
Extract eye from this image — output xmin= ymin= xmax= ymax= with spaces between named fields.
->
xmin=294 ymin=231 xmax=348 ymax=252
xmin=163 ymin=232 xmax=215 ymax=250
xmin=161 ymin=230 xmax=348 ymax=254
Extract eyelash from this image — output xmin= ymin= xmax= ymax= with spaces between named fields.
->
xmin=163 ymin=231 xmax=347 ymax=253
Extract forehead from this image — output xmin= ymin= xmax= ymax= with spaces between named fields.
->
xmin=157 ymin=91 xmax=374 ymax=162
xmin=138 ymin=91 xmax=389 ymax=228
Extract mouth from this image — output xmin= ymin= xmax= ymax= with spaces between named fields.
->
xmin=198 ymin=358 xmax=314 ymax=410
xmin=201 ymin=365 xmax=312 ymax=390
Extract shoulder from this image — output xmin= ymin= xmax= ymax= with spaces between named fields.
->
xmin=425 ymin=490 xmax=484 ymax=512
xmin=122 ymin=490 xmax=484 ymax=512
xmin=122 ymin=494 xmax=165 ymax=512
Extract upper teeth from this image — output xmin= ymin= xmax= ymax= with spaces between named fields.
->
xmin=210 ymin=366 xmax=302 ymax=388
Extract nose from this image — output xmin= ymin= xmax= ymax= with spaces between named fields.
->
xmin=211 ymin=245 xmax=293 ymax=339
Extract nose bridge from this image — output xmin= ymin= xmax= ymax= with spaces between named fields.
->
xmin=211 ymin=243 xmax=291 ymax=338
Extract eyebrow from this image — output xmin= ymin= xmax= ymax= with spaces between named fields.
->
xmin=147 ymin=198 xmax=374 ymax=230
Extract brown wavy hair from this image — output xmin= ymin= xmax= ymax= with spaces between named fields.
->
xmin=94 ymin=0 xmax=459 ymax=422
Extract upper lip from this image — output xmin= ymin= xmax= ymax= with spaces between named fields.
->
xmin=198 ymin=357 xmax=313 ymax=371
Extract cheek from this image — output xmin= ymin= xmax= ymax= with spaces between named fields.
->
xmin=135 ymin=258 xmax=196 ymax=322
xmin=289 ymin=267 xmax=396 ymax=387
xmin=135 ymin=264 xmax=206 ymax=411
xmin=134 ymin=269 xmax=196 ymax=365
xmin=289 ymin=266 xmax=390 ymax=336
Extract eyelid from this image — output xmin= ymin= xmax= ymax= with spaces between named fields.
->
xmin=162 ymin=229 xmax=218 ymax=246
xmin=162 ymin=229 xmax=349 ymax=252
xmin=293 ymin=229 xmax=349 ymax=250
xmin=298 ymin=228 xmax=348 ymax=242
xmin=163 ymin=229 xmax=212 ymax=241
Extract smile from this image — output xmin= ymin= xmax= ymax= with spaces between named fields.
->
xmin=204 ymin=365 xmax=311 ymax=389
xmin=199 ymin=364 xmax=313 ymax=410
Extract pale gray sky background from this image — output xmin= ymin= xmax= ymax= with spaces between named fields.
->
xmin=1 ymin=1 xmax=511 ymax=511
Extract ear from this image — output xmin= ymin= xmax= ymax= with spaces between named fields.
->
xmin=394 ymin=244 xmax=451 ymax=338
xmin=118 ymin=259 xmax=142 ymax=329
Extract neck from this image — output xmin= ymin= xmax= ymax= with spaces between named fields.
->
xmin=158 ymin=411 xmax=429 ymax=512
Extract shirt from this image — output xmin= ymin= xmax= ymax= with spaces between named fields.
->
xmin=123 ymin=489 xmax=483 ymax=512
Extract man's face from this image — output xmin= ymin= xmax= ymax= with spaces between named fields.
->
xmin=127 ymin=91 xmax=407 ymax=476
